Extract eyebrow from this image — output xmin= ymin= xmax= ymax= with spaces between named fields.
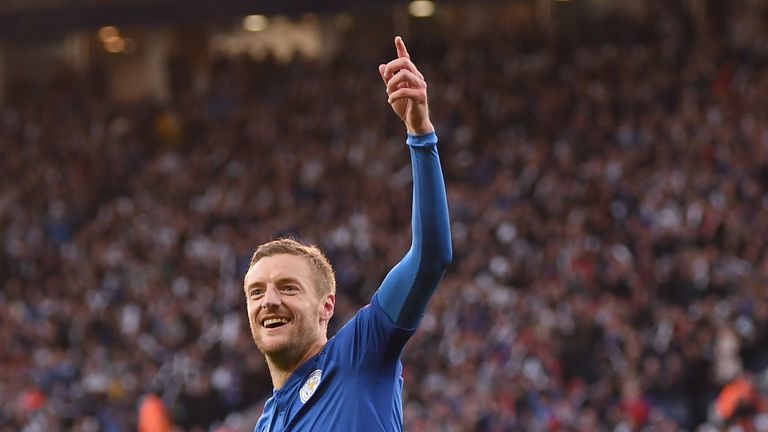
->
xmin=244 ymin=276 xmax=303 ymax=291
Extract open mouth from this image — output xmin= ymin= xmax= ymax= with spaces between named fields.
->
xmin=262 ymin=317 xmax=290 ymax=329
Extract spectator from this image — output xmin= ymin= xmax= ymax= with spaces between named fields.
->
xmin=4 ymin=1 xmax=768 ymax=430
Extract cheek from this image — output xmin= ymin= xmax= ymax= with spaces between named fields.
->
xmin=246 ymin=300 xmax=258 ymax=317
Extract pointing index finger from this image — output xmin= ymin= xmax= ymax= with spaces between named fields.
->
xmin=395 ymin=36 xmax=410 ymax=59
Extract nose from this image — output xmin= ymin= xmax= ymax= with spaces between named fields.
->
xmin=261 ymin=285 xmax=281 ymax=309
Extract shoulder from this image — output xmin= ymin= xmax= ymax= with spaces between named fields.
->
xmin=325 ymin=295 xmax=416 ymax=367
xmin=333 ymin=295 xmax=411 ymax=340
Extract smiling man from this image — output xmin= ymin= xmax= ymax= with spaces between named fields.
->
xmin=244 ymin=36 xmax=452 ymax=431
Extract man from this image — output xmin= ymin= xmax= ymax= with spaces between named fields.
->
xmin=244 ymin=36 xmax=452 ymax=431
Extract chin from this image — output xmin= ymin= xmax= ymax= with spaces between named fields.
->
xmin=255 ymin=334 xmax=294 ymax=355
xmin=261 ymin=344 xmax=306 ymax=367
xmin=255 ymin=337 xmax=285 ymax=353
xmin=259 ymin=345 xmax=287 ymax=357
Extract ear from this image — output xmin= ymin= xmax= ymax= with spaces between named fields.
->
xmin=319 ymin=293 xmax=335 ymax=324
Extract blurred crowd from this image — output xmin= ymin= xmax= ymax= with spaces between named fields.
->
xmin=4 ymin=1 xmax=768 ymax=431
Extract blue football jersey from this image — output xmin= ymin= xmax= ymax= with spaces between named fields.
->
xmin=254 ymin=132 xmax=452 ymax=431
xmin=254 ymin=294 xmax=414 ymax=432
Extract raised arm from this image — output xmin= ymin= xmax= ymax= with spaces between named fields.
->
xmin=375 ymin=36 xmax=452 ymax=329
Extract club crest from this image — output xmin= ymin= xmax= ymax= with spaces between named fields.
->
xmin=300 ymin=369 xmax=322 ymax=404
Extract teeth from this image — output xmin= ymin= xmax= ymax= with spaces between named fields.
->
xmin=263 ymin=318 xmax=289 ymax=328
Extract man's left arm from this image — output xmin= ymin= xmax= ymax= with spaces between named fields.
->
xmin=374 ymin=36 xmax=453 ymax=329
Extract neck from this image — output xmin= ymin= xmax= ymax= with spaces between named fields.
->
xmin=267 ymin=339 xmax=327 ymax=390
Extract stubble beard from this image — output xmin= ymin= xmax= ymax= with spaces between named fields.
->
xmin=252 ymin=319 xmax=314 ymax=370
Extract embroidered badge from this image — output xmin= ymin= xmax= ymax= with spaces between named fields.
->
xmin=299 ymin=369 xmax=322 ymax=404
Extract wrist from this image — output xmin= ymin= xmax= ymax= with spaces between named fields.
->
xmin=407 ymin=121 xmax=435 ymax=135
xmin=406 ymin=131 xmax=438 ymax=147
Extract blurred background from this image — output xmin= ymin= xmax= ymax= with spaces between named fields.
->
xmin=3 ymin=0 xmax=768 ymax=431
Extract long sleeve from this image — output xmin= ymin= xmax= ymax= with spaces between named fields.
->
xmin=375 ymin=131 xmax=452 ymax=329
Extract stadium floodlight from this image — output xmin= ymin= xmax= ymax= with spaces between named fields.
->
xmin=409 ymin=0 xmax=435 ymax=18
xmin=103 ymin=36 xmax=125 ymax=53
xmin=243 ymin=15 xmax=269 ymax=32
xmin=98 ymin=26 xmax=119 ymax=41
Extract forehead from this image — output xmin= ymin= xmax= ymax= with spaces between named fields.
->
xmin=244 ymin=253 xmax=314 ymax=287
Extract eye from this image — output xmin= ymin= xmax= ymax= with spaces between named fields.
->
xmin=282 ymin=284 xmax=299 ymax=292
xmin=249 ymin=288 xmax=264 ymax=298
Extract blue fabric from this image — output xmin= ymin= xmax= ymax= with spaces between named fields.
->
xmin=377 ymin=132 xmax=452 ymax=328
xmin=253 ymin=133 xmax=451 ymax=431
xmin=254 ymin=297 xmax=412 ymax=431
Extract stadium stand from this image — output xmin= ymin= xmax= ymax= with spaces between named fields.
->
xmin=3 ymin=1 xmax=768 ymax=431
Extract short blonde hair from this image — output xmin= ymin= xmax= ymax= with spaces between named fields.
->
xmin=249 ymin=238 xmax=336 ymax=295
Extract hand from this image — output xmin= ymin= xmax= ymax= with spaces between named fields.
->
xmin=378 ymin=36 xmax=434 ymax=135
